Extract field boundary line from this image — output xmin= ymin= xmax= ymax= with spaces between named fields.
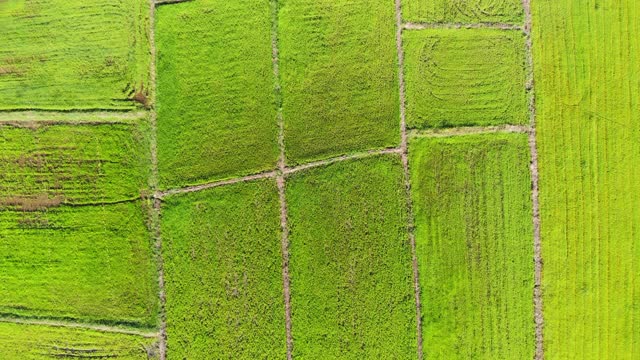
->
xmin=155 ymin=0 xmax=193 ymax=6
xmin=157 ymin=171 xmax=278 ymax=198
xmin=0 ymin=317 xmax=158 ymax=338
xmin=409 ymin=124 xmax=531 ymax=138
xmin=403 ymin=22 xmax=522 ymax=31
xmin=148 ymin=1 xmax=167 ymax=359
xmin=284 ymin=148 xmax=401 ymax=175
xmin=523 ymin=0 xmax=544 ymax=358
xmin=395 ymin=1 xmax=424 ymax=359
xmin=270 ymin=0 xmax=294 ymax=357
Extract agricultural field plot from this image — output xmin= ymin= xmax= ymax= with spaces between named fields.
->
xmin=279 ymin=0 xmax=400 ymax=164
xmin=403 ymin=28 xmax=527 ymax=129
xmin=402 ymin=0 xmax=523 ymax=24
xmin=155 ymin=0 xmax=279 ymax=189
xmin=409 ymin=133 xmax=534 ymax=358
xmin=0 ymin=322 xmax=157 ymax=359
xmin=285 ymin=156 xmax=416 ymax=358
xmin=0 ymin=120 xmax=151 ymax=207
xmin=161 ymin=180 xmax=286 ymax=358
xmin=533 ymin=0 xmax=640 ymax=358
xmin=0 ymin=202 xmax=158 ymax=328
xmin=0 ymin=0 xmax=150 ymax=110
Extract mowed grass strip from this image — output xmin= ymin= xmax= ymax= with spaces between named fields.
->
xmin=0 ymin=122 xmax=150 ymax=208
xmin=286 ymin=155 xmax=416 ymax=358
xmin=279 ymin=0 xmax=400 ymax=164
xmin=403 ymin=28 xmax=527 ymax=129
xmin=161 ymin=180 xmax=286 ymax=358
xmin=0 ymin=0 xmax=150 ymax=110
xmin=409 ymin=134 xmax=534 ymax=358
xmin=156 ymin=0 xmax=279 ymax=189
xmin=0 ymin=202 xmax=158 ymax=328
xmin=533 ymin=0 xmax=640 ymax=357
xmin=402 ymin=0 xmax=523 ymax=24
xmin=0 ymin=322 xmax=157 ymax=359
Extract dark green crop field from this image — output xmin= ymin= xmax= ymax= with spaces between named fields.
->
xmin=0 ymin=0 xmax=637 ymax=358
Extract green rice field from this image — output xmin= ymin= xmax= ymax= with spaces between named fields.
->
xmin=0 ymin=0 xmax=637 ymax=358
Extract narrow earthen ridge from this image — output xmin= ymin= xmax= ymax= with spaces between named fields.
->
xmin=523 ymin=0 xmax=544 ymax=358
xmin=157 ymin=171 xmax=278 ymax=199
xmin=403 ymin=22 xmax=522 ymax=31
xmin=155 ymin=0 xmax=193 ymax=6
xmin=271 ymin=0 xmax=293 ymax=357
xmin=394 ymin=1 xmax=424 ymax=358
xmin=409 ymin=124 xmax=530 ymax=138
xmin=0 ymin=317 xmax=159 ymax=338
xmin=284 ymin=148 xmax=402 ymax=175
xmin=148 ymin=1 xmax=167 ymax=359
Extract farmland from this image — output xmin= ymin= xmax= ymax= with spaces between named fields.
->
xmin=403 ymin=28 xmax=527 ymax=128
xmin=286 ymin=156 xmax=417 ymax=358
xmin=279 ymin=0 xmax=400 ymax=163
xmin=409 ymin=133 xmax=534 ymax=358
xmin=155 ymin=0 xmax=279 ymax=188
xmin=533 ymin=0 xmax=640 ymax=358
xmin=1 ymin=0 xmax=639 ymax=358
xmin=160 ymin=180 xmax=286 ymax=358
xmin=0 ymin=0 xmax=150 ymax=110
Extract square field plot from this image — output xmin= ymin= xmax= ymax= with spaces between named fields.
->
xmin=156 ymin=0 xmax=279 ymax=189
xmin=279 ymin=0 xmax=400 ymax=164
xmin=0 ymin=322 xmax=157 ymax=359
xmin=0 ymin=202 xmax=158 ymax=327
xmin=161 ymin=180 xmax=286 ymax=358
xmin=403 ymin=0 xmax=524 ymax=24
xmin=0 ymin=121 xmax=150 ymax=207
xmin=403 ymin=28 xmax=527 ymax=128
xmin=0 ymin=0 xmax=150 ymax=110
xmin=409 ymin=133 xmax=534 ymax=358
xmin=286 ymin=155 xmax=417 ymax=358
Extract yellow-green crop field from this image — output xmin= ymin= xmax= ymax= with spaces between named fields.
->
xmin=0 ymin=0 xmax=637 ymax=358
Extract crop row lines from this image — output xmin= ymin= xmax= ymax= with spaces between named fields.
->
xmin=403 ymin=21 xmax=523 ymax=31
xmin=0 ymin=317 xmax=159 ymax=339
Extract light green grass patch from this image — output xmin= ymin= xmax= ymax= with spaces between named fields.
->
xmin=0 ymin=202 xmax=158 ymax=328
xmin=161 ymin=180 xmax=286 ymax=358
xmin=403 ymin=0 xmax=523 ymax=24
xmin=156 ymin=0 xmax=279 ymax=189
xmin=286 ymin=155 xmax=416 ymax=358
xmin=409 ymin=133 xmax=534 ymax=358
xmin=403 ymin=28 xmax=527 ymax=128
xmin=0 ymin=122 xmax=151 ymax=208
xmin=279 ymin=0 xmax=400 ymax=164
xmin=533 ymin=0 xmax=640 ymax=357
xmin=0 ymin=0 xmax=150 ymax=110
xmin=0 ymin=322 xmax=158 ymax=359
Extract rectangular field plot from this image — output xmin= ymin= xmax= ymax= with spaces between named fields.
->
xmin=286 ymin=156 xmax=416 ymax=358
xmin=156 ymin=0 xmax=279 ymax=189
xmin=409 ymin=134 xmax=534 ymax=358
xmin=0 ymin=202 xmax=158 ymax=327
xmin=279 ymin=0 xmax=400 ymax=164
xmin=403 ymin=28 xmax=527 ymax=129
xmin=403 ymin=0 xmax=523 ymax=24
xmin=0 ymin=0 xmax=150 ymax=110
xmin=0 ymin=121 xmax=150 ymax=207
xmin=161 ymin=180 xmax=285 ymax=358
xmin=533 ymin=0 xmax=640 ymax=357
xmin=0 ymin=322 xmax=157 ymax=359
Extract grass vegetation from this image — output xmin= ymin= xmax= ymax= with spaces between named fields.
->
xmin=285 ymin=155 xmax=416 ymax=358
xmin=409 ymin=133 xmax=534 ymax=358
xmin=533 ymin=0 xmax=640 ymax=357
xmin=278 ymin=0 xmax=400 ymax=164
xmin=402 ymin=0 xmax=523 ymax=24
xmin=0 ymin=322 xmax=157 ymax=359
xmin=0 ymin=0 xmax=150 ymax=110
xmin=0 ymin=122 xmax=151 ymax=208
xmin=0 ymin=202 xmax=158 ymax=328
xmin=156 ymin=0 xmax=279 ymax=189
xmin=403 ymin=28 xmax=527 ymax=128
xmin=161 ymin=180 xmax=286 ymax=358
